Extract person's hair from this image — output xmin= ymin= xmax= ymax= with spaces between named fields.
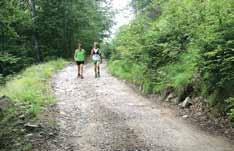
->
xmin=94 ymin=42 xmax=99 ymax=48
xmin=77 ymin=42 xmax=82 ymax=49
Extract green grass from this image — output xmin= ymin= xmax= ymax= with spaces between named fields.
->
xmin=108 ymin=59 xmax=145 ymax=86
xmin=0 ymin=59 xmax=68 ymax=151
xmin=108 ymin=60 xmax=132 ymax=80
xmin=0 ymin=59 xmax=68 ymax=115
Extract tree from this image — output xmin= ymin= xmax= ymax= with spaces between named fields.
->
xmin=29 ymin=0 xmax=41 ymax=62
xmin=0 ymin=0 xmax=113 ymax=79
xmin=109 ymin=0 xmax=234 ymax=116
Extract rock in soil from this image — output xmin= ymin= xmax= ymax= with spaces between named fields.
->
xmin=179 ymin=97 xmax=192 ymax=108
xmin=0 ymin=95 xmax=14 ymax=112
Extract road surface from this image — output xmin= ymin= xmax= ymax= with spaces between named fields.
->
xmin=48 ymin=63 xmax=233 ymax=151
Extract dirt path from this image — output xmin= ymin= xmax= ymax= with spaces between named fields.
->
xmin=48 ymin=63 xmax=234 ymax=151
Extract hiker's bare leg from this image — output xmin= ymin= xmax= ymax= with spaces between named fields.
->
xmin=97 ymin=62 xmax=100 ymax=77
xmin=77 ymin=65 xmax=79 ymax=76
xmin=80 ymin=64 xmax=84 ymax=78
xmin=77 ymin=65 xmax=80 ymax=77
xmin=94 ymin=64 xmax=97 ymax=77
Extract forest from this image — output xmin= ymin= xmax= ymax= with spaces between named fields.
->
xmin=0 ymin=0 xmax=112 ymax=83
xmin=0 ymin=0 xmax=113 ymax=150
xmin=0 ymin=0 xmax=234 ymax=150
xmin=106 ymin=0 xmax=234 ymax=119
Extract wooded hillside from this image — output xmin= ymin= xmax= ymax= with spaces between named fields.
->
xmin=107 ymin=0 xmax=234 ymax=119
xmin=0 ymin=0 xmax=112 ymax=82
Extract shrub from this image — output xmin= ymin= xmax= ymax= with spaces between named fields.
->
xmin=226 ymin=97 xmax=234 ymax=121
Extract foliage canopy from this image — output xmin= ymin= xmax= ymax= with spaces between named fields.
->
xmin=107 ymin=0 xmax=234 ymax=116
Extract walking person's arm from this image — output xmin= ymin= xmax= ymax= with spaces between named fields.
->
xmin=83 ymin=49 xmax=87 ymax=64
xmin=99 ymin=48 xmax=102 ymax=64
xmin=74 ymin=50 xmax=77 ymax=61
xmin=90 ymin=49 xmax=93 ymax=60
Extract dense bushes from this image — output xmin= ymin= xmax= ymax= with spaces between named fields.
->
xmin=107 ymin=0 xmax=234 ymax=118
xmin=201 ymin=21 xmax=234 ymax=103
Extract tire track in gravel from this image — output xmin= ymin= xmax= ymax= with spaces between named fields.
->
xmin=48 ymin=63 xmax=234 ymax=151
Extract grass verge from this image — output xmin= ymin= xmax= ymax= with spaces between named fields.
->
xmin=0 ymin=59 xmax=68 ymax=151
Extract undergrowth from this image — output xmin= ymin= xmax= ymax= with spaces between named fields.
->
xmin=0 ymin=59 xmax=68 ymax=116
xmin=0 ymin=59 xmax=68 ymax=151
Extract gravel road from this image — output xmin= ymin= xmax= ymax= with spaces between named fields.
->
xmin=49 ymin=63 xmax=234 ymax=151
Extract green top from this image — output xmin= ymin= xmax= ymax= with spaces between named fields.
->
xmin=74 ymin=49 xmax=85 ymax=61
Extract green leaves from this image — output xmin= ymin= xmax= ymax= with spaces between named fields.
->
xmin=225 ymin=98 xmax=234 ymax=121
xmin=0 ymin=53 xmax=19 ymax=63
xmin=109 ymin=0 xmax=234 ymax=114
xmin=0 ymin=0 xmax=113 ymax=79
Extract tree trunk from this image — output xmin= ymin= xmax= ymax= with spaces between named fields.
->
xmin=0 ymin=22 xmax=5 ymax=52
xmin=29 ymin=0 xmax=41 ymax=62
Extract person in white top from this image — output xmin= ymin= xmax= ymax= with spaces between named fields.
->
xmin=91 ymin=42 xmax=102 ymax=78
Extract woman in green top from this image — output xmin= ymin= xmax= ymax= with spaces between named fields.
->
xmin=74 ymin=43 xmax=85 ymax=79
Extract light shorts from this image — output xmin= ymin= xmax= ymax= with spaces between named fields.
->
xmin=92 ymin=54 xmax=101 ymax=64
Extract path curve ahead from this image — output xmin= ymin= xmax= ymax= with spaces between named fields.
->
xmin=50 ymin=63 xmax=233 ymax=151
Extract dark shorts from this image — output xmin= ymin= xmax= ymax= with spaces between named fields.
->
xmin=76 ymin=61 xmax=84 ymax=65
